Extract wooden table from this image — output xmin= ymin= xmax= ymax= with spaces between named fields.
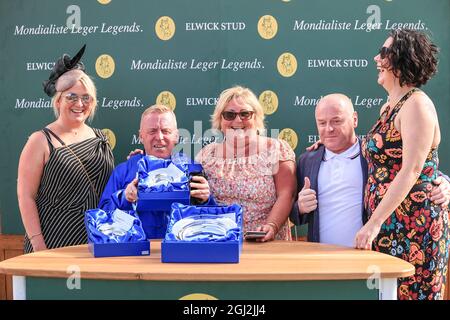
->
xmin=0 ymin=240 xmax=414 ymax=300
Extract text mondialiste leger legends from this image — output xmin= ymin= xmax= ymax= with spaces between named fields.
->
xmin=131 ymin=58 xmax=263 ymax=72
xmin=14 ymin=23 xmax=141 ymax=36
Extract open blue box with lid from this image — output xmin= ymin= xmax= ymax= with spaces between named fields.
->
xmin=135 ymin=155 xmax=204 ymax=239
xmin=84 ymin=208 xmax=150 ymax=257
xmin=161 ymin=203 xmax=243 ymax=263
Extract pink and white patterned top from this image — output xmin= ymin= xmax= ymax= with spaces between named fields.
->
xmin=196 ymin=138 xmax=295 ymax=240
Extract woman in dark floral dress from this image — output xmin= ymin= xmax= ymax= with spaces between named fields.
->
xmin=356 ymin=29 xmax=449 ymax=300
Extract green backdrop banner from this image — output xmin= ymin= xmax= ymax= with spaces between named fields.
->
xmin=1 ymin=0 xmax=449 ymax=234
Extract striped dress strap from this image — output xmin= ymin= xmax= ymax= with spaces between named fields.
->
xmin=42 ymin=127 xmax=66 ymax=145
xmin=42 ymin=127 xmax=66 ymax=153
xmin=41 ymin=128 xmax=64 ymax=153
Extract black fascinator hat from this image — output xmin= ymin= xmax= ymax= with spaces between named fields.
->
xmin=43 ymin=45 xmax=87 ymax=97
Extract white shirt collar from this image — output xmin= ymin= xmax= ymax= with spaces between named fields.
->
xmin=323 ymin=140 xmax=360 ymax=162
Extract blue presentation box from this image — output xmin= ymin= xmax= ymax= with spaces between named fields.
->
xmin=161 ymin=203 xmax=243 ymax=263
xmin=161 ymin=239 xmax=241 ymax=263
xmin=88 ymin=240 xmax=150 ymax=258
xmin=136 ymin=163 xmax=203 ymax=211
xmin=85 ymin=208 xmax=150 ymax=258
xmin=137 ymin=190 xmax=190 ymax=211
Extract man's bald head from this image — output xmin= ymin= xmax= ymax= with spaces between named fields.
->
xmin=316 ymin=94 xmax=354 ymax=117
xmin=315 ymin=93 xmax=358 ymax=154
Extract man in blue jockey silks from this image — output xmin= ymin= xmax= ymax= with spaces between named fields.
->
xmin=99 ymin=104 xmax=215 ymax=238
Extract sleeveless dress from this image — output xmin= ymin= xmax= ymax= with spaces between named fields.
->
xmin=24 ymin=128 xmax=114 ymax=253
xmin=362 ymin=89 xmax=449 ymax=300
xmin=196 ymin=138 xmax=295 ymax=240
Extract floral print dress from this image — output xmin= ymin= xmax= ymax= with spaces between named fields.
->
xmin=196 ymin=138 xmax=295 ymax=240
xmin=362 ymin=88 xmax=449 ymax=300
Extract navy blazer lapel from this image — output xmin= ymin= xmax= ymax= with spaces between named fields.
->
xmin=309 ymin=145 xmax=325 ymax=243
xmin=309 ymin=146 xmax=325 ymax=193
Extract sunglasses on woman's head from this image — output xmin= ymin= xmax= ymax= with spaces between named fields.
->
xmin=378 ymin=46 xmax=391 ymax=59
xmin=64 ymin=93 xmax=93 ymax=105
xmin=221 ymin=110 xmax=254 ymax=121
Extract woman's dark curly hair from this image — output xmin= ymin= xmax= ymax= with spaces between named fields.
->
xmin=387 ymin=29 xmax=439 ymax=87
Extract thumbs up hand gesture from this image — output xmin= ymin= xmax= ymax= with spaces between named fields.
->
xmin=297 ymin=177 xmax=317 ymax=214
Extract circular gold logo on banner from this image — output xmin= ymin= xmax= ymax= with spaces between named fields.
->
xmin=101 ymin=128 xmax=116 ymax=150
xmin=97 ymin=0 xmax=111 ymax=4
xmin=259 ymin=90 xmax=279 ymax=115
xmin=279 ymin=128 xmax=298 ymax=150
xmin=179 ymin=293 xmax=218 ymax=300
xmin=155 ymin=16 xmax=176 ymax=41
xmin=257 ymin=15 xmax=278 ymax=40
xmin=277 ymin=52 xmax=297 ymax=77
xmin=156 ymin=91 xmax=176 ymax=111
xmin=95 ymin=54 xmax=115 ymax=79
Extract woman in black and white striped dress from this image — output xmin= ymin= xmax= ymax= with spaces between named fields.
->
xmin=17 ymin=46 xmax=114 ymax=253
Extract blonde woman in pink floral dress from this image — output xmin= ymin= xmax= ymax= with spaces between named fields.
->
xmin=196 ymin=86 xmax=296 ymax=241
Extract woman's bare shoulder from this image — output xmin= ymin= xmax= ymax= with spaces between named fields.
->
xmin=26 ymin=130 xmax=48 ymax=147
xmin=401 ymin=90 xmax=436 ymax=115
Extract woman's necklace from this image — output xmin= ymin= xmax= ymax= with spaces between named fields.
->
xmin=56 ymin=122 xmax=84 ymax=137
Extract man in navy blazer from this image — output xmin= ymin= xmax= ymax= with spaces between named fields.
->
xmin=290 ymin=94 xmax=449 ymax=247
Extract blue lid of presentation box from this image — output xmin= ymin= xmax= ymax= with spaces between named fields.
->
xmin=85 ymin=208 xmax=150 ymax=258
xmin=161 ymin=203 xmax=243 ymax=263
